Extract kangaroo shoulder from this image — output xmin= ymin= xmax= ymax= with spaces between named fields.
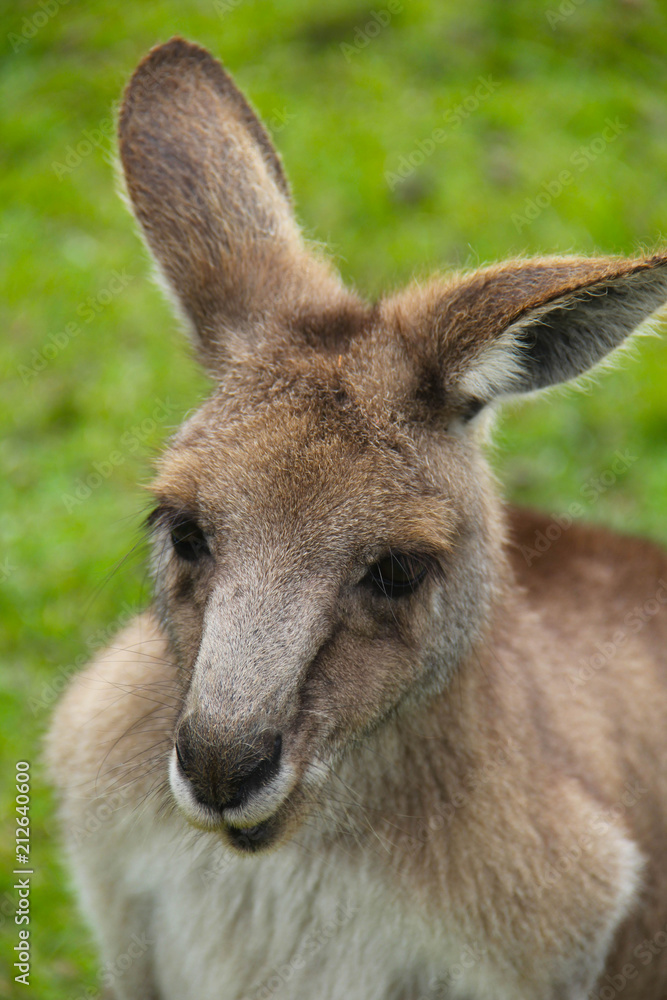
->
xmin=46 ymin=611 xmax=178 ymax=800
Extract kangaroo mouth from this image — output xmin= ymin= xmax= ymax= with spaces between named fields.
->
xmin=225 ymin=815 xmax=279 ymax=853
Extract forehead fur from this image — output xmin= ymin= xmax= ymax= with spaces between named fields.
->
xmin=150 ymin=330 xmax=478 ymax=556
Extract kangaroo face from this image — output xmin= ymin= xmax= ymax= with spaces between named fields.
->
xmin=120 ymin=39 xmax=667 ymax=852
xmin=150 ymin=351 xmax=498 ymax=851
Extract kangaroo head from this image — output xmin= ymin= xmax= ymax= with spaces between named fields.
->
xmin=120 ymin=38 xmax=667 ymax=852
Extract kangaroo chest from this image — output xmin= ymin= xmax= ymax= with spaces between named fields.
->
xmin=129 ymin=820 xmax=480 ymax=1000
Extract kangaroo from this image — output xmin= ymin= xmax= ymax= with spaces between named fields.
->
xmin=48 ymin=37 xmax=667 ymax=1000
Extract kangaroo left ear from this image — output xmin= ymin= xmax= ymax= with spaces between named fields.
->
xmin=118 ymin=37 xmax=356 ymax=366
xmin=383 ymin=253 xmax=667 ymax=416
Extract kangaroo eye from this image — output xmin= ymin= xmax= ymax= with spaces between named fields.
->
xmin=367 ymin=553 xmax=428 ymax=598
xmin=170 ymin=518 xmax=210 ymax=563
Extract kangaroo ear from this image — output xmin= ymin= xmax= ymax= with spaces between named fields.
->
xmin=385 ymin=254 xmax=667 ymax=419
xmin=119 ymin=38 xmax=341 ymax=361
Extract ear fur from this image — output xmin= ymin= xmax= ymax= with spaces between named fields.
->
xmin=383 ymin=254 xmax=667 ymax=416
xmin=119 ymin=38 xmax=351 ymax=362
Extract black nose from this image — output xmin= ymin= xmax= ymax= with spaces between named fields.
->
xmin=175 ymin=718 xmax=282 ymax=813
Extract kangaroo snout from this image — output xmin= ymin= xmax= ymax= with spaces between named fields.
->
xmin=173 ymin=715 xmax=284 ymax=816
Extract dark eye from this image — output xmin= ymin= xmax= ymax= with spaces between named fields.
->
xmin=170 ymin=518 xmax=210 ymax=563
xmin=366 ymin=553 xmax=428 ymax=598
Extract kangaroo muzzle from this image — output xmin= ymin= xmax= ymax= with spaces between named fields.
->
xmin=169 ymin=574 xmax=332 ymax=828
xmin=175 ymin=714 xmax=282 ymax=813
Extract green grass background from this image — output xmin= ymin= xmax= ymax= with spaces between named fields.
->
xmin=2 ymin=0 xmax=667 ymax=995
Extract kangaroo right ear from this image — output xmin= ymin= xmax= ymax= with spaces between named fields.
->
xmin=119 ymin=38 xmax=340 ymax=362
xmin=383 ymin=253 xmax=667 ymax=422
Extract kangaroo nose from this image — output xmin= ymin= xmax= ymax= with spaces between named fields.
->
xmin=175 ymin=718 xmax=282 ymax=813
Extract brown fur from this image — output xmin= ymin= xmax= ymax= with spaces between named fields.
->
xmin=48 ymin=38 xmax=667 ymax=1000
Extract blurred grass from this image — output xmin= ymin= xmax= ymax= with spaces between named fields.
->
xmin=2 ymin=0 xmax=667 ymax=995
